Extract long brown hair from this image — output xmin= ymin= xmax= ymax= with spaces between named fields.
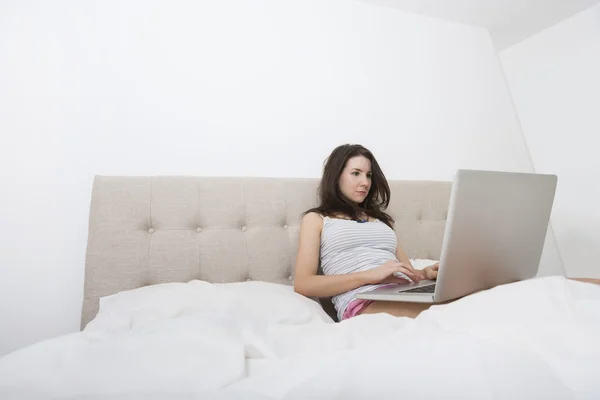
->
xmin=305 ymin=144 xmax=394 ymax=229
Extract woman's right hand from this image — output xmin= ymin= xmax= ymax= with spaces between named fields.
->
xmin=361 ymin=260 xmax=421 ymax=285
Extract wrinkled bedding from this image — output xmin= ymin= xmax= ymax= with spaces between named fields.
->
xmin=1 ymin=276 xmax=599 ymax=399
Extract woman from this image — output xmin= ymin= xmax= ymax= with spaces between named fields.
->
xmin=293 ymin=144 xmax=599 ymax=321
xmin=293 ymin=144 xmax=440 ymax=321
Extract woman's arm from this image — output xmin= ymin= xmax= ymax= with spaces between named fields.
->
xmin=293 ymin=212 xmax=370 ymax=298
xmin=395 ymin=239 xmax=437 ymax=280
xmin=395 ymin=240 xmax=414 ymax=269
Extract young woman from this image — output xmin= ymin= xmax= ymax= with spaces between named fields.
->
xmin=293 ymin=144 xmax=599 ymax=321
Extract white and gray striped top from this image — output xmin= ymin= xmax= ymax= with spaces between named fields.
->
xmin=320 ymin=216 xmax=409 ymax=320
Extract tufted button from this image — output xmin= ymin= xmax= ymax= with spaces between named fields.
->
xmin=241 ymin=226 xmax=247 ymax=232
xmin=283 ymin=224 xmax=289 ymax=229
xmin=148 ymin=228 xmax=154 ymax=234
xmin=246 ymin=278 xmax=251 ymax=282
xmin=288 ymin=275 xmax=293 ymax=281
xmin=196 ymin=227 xmax=202 ymax=233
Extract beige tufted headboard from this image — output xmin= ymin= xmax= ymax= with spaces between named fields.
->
xmin=81 ymin=176 xmax=452 ymax=328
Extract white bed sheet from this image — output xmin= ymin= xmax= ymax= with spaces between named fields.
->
xmin=1 ymin=276 xmax=599 ymax=399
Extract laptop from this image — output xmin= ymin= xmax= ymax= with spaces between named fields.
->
xmin=356 ymin=169 xmax=558 ymax=304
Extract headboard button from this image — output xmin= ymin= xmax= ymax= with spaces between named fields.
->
xmin=148 ymin=228 xmax=155 ymax=234
xmin=241 ymin=226 xmax=248 ymax=232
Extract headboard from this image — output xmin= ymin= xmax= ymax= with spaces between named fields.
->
xmin=81 ymin=176 xmax=452 ymax=328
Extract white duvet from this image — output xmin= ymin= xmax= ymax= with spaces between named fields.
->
xmin=1 ymin=273 xmax=600 ymax=399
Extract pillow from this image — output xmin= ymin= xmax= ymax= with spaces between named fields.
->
xmin=219 ymin=281 xmax=334 ymax=325
xmin=85 ymin=280 xmax=333 ymax=333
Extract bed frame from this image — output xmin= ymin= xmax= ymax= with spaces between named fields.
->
xmin=81 ymin=176 xmax=451 ymax=328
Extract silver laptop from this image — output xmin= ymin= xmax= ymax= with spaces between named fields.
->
xmin=356 ymin=169 xmax=558 ymax=304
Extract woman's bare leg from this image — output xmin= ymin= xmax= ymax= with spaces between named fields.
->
xmin=569 ymin=278 xmax=600 ymax=285
xmin=360 ymin=301 xmax=433 ymax=318
xmin=359 ymin=278 xmax=600 ymax=318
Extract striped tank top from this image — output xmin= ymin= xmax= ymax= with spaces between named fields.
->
xmin=320 ymin=216 xmax=409 ymax=321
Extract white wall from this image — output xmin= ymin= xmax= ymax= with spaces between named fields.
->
xmin=0 ymin=0 xmax=559 ymax=356
xmin=500 ymin=3 xmax=600 ymax=279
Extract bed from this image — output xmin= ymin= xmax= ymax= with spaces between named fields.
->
xmin=1 ymin=175 xmax=599 ymax=399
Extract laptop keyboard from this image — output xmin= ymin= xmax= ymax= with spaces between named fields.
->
xmin=400 ymin=284 xmax=436 ymax=294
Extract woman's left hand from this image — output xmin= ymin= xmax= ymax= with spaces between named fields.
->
xmin=422 ymin=262 xmax=439 ymax=280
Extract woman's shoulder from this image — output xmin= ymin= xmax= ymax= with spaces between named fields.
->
xmin=301 ymin=212 xmax=325 ymax=229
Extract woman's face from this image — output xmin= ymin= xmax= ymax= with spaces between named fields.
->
xmin=338 ymin=155 xmax=372 ymax=205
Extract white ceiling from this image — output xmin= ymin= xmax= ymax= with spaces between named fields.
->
xmin=362 ymin=0 xmax=600 ymax=50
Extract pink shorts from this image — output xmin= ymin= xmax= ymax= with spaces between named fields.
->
xmin=341 ymin=284 xmax=399 ymax=320
xmin=342 ymin=298 xmax=374 ymax=320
